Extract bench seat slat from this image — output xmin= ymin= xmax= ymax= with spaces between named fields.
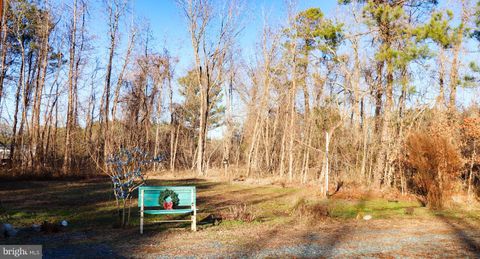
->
xmin=139 ymin=186 xmax=196 ymax=207
xmin=144 ymin=209 xmax=193 ymax=215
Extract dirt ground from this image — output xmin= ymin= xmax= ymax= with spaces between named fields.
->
xmin=1 ymin=176 xmax=479 ymax=258
xmin=9 ymin=217 xmax=480 ymax=258
xmin=124 ymin=217 xmax=480 ymax=258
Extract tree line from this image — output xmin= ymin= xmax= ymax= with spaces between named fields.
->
xmin=0 ymin=0 xmax=479 ymax=207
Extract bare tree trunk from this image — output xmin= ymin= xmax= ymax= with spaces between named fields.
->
xmin=449 ymin=47 xmax=460 ymax=113
xmin=351 ymin=39 xmax=361 ymax=131
xmin=324 ymin=131 xmax=329 ymax=197
xmin=112 ymin=26 xmax=136 ymax=121
xmin=168 ymin=71 xmax=177 ymax=172
xmin=153 ymin=75 xmax=163 ymax=172
xmin=437 ymin=47 xmax=446 ymax=108
xmin=375 ymin=57 xmax=394 ymax=187
xmin=468 ymin=140 xmax=476 ymax=199
xmin=223 ymin=65 xmax=234 ymax=175
xmin=287 ymin=86 xmax=296 ymax=182
xmin=63 ymin=0 xmax=78 ymax=173
xmin=374 ymin=62 xmax=384 ymax=134
xmin=448 ymin=0 xmax=468 ymax=115
xmin=42 ymin=49 xmax=62 ymax=167
xmin=287 ymin=34 xmax=298 ymax=182
xmin=279 ymin=101 xmax=288 ymax=177
xmin=360 ymin=121 xmax=369 ymax=182
xmin=171 ymin=125 xmax=180 ymax=172
xmin=19 ymin=50 xmax=37 ymax=168
xmin=10 ymin=45 xmax=25 ymax=161
xmin=0 ymin=0 xmax=8 ymax=107
xmin=197 ymin=80 xmax=208 ymax=175
xmin=189 ymin=2 xmax=207 ymax=175
xmin=31 ymin=9 xmax=51 ymax=169
xmin=103 ymin=0 xmax=125 ymax=167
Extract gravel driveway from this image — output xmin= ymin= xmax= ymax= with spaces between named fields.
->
xmin=122 ymin=218 xmax=480 ymax=258
xmin=4 ymin=217 xmax=479 ymax=258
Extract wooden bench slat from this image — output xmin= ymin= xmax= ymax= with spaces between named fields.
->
xmin=144 ymin=209 xmax=193 ymax=215
xmin=139 ymin=186 xmax=196 ymax=207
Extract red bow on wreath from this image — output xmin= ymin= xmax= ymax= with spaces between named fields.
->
xmin=163 ymin=196 xmax=173 ymax=210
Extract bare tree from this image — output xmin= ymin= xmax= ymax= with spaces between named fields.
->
xmin=177 ymin=0 xmax=241 ymax=175
xmin=101 ymin=0 xmax=128 ymax=163
xmin=63 ymin=0 xmax=79 ymax=173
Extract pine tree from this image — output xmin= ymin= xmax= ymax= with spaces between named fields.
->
xmin=178 ymin=69 xmax=225 ymax=132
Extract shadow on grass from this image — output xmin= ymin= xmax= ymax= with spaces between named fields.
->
xmin=320 ymin=196 xmax=367 ymax=257
xmin=1 ymin=177 xmax=308 ymax=257
xmin=0 ymin=178 xmax=222 ymax=221
xmin=1 ymin=177 xmax=226 ymax=257
xmin=224 ymin=196 xmax=368 ymax=257
xmin=196 ymin=192 xmax=291 ymax=214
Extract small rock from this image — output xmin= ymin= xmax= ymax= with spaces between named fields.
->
xmin=32 ymin=224 xmax=41 ymax=232
xmin=61 ymin=220 xmax=68 ymax=227
xmin=363 ymin=215 xmax=372 ymax=221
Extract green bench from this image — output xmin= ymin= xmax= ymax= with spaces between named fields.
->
xmin=138 ymin=186 xmax=197 ymax=234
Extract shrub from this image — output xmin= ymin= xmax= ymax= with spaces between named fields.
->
xmin=222 ymin=203 xmax=257 ymax=222
xmin=106 ymin=148 xmax=163 ymax=227
xmin=291 ymin=198 xmax=330 ymax=221
xmin=405 ymin=131 xmax=462 ymax=209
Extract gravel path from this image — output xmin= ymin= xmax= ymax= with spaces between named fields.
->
xmin=126 ymin=218 xmax=480 ymax=258
xmin=43 ymin=243 xmax=121 ymax=259
xmin=5 ymin=218 xmax=480 ymax=258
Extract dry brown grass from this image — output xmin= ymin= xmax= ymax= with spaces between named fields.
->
xmin=291 ymin=198 xmax=330 ymax=221
xmin=221 ymin=203 xmax=257 ymax=222
xmin=406 ymin=131 xmax=463 ymax=209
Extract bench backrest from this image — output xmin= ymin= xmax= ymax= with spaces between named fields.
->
xmin=138 ymin=186 xmax=196 ymax=207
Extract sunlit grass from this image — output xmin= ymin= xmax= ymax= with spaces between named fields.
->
xmin=327 ymin=199 xmax=421 ymax=219
xmin=1 ymin=178 xmax=479 ymax=237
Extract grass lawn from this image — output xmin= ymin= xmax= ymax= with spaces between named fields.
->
xmin=1 ymin=175 xmax=479 ymax=257
xmin=1 ymin=176 xmax=479 ymax=230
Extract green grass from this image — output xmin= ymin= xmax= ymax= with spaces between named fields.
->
xmin=327 ymin=198 xmax=421 ymax=219
xmin=1 ymin=177 xmax=479 ymax=241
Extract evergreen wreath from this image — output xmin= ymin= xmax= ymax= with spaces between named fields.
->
xmin=159 ymin=189 xmax=179 ymax=208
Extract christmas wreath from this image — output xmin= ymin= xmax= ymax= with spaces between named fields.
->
xmin=159 ymin=189 xmax=179 ymax=210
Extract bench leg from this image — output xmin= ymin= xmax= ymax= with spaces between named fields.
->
xmin=140 ymin=210 xmax=144 ymax=234
xmin=191 ymin=203 xmax=197 ymax=232
xmin=191 ymin=215 xmax=196 ymax=231
xmin=140 ymin=189 xmax=144 ymax=234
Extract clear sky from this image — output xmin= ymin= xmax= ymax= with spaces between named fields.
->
xmin=131 ymin=0 xmax=339 ymax=76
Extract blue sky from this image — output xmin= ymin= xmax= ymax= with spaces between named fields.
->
xmin=131 ymin=0 xmax=339 ymax=76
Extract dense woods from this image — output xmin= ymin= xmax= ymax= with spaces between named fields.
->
xmin=0 ymin=0 xmax=479 ymax=208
